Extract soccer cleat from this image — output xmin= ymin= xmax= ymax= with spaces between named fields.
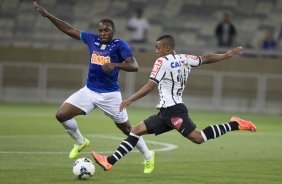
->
xmin=230 ymin=117 xmax=257 ymax=132
xmin=143 ymin=150 xmax=155 ymax=174
xmin=92 ymin=151 xmax=112 ymax=171
xmin=69 ymin=138 xmax=90 ymax=159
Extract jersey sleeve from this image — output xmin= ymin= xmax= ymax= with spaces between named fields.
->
xmin=185 ymin=54 xmax=202 ymax=67
xmin=149 ymin=58 xmax=166 ymax=84
xmin=117 ymin=40 xmax=133 ymax=61
xmin=80 ymin=32 xmax=98 ymax=45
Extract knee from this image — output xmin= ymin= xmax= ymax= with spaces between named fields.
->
xmin=131 ymin=123 xmax=147 ymax=136
xmin=55 ymin=110 xmax=68 ymax=123
xmin=186 ymin=130 xmax=205 ymax=144
xmin=119 ymin=123 xmax=132 ymax=135
xmin=131 ymin=126 xmax=141 ymax=136
xmin=122 ymin=128 xmax=131 ymax=135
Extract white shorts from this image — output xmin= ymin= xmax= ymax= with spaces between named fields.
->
xmin=64 ymin=86 xmax=128 ymax=123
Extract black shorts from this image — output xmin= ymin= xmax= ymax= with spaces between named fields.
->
xmin=144 ymin=103 xmax=196 ymax=137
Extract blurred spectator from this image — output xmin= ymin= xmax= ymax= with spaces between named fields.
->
xmin=278 ymin=24 xmax=282 ymax=41
xmin=261 ymin=30 xmax=277 ymax=50
xmin=215 ymin=12 xmax=237 ymax=47
xmin=127 ymin=9 xmax=150 ymax=44
xmin=277 ymin=24 xmax=282 ymax=49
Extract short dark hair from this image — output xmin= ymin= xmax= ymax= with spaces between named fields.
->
xmin=157 ymin=35 xmax=175 ymax=48
xmin=99 ymin=19 xmax=115 ymax=31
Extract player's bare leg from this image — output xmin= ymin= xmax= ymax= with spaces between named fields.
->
xmin=56 ymin=103 xmax=89 ymax=159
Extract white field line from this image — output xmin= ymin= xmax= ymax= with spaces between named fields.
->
xmin=0 ymin=134 xmax=178 ymax=155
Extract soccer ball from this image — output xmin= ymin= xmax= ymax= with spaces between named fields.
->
xmin=72 ymin=158 xmax=95 ymax=180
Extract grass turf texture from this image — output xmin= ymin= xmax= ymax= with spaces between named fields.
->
xmin=0 ymin=103 xmax=281 ymax=184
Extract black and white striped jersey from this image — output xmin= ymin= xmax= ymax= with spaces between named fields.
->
xmin=149 ymin=53 xmax=202 ymax=108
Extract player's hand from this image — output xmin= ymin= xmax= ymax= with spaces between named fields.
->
xmin=120 ymin=99 xmax=131 ymax=112
xmin=102 ymin=63 xmax=116 ymax=73
xmin=33 ymin=2 xmax=49 ymax=17
xmin=225 ymin=46 xmax=243 ymax=58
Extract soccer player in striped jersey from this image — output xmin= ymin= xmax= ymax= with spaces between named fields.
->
xmin=92 ymin=35 xmax=257 ymax=173
xmin=33 ymin=2 xmax=154 ymax=173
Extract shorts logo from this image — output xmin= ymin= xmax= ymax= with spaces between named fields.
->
xmin=91 ymin=52 xmax=110 ymax=65
xmin=171 ymin=117 xmax=183 ymax=130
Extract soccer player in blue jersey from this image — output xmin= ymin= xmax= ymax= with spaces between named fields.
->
xmin=33 ymin=2 xmax=154 ymax=173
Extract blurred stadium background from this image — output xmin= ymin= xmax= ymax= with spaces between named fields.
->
xmin=0 ymin=0 xmax=282 ymax=114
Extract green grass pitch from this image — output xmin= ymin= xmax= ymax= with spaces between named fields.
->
xmin=0 ymin=103 xmax=282 ymax=184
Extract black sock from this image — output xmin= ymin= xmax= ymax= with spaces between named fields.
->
xmin=201 ymin=121 xmax=239 ymax=141
xmin=107 ymin=133 xmax=140 ymax=165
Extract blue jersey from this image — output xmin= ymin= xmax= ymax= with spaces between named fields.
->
xmin=80 ymin=32 xmax=133 ymax=93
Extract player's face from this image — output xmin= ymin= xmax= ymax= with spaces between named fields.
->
xmin=155 ymin=40 xmax=172 ymax=58
xmin=98 ymin=23 xmax=114 ymax=44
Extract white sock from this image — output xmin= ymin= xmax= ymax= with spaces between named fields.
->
xmin=136 ymin=136 xmax=151 ymax=160
xmin=61 ymin=118 xmax=85 ymax=145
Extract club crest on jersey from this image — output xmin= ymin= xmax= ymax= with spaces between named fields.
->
xmin=91 ymin=51 xmax=110 ymax=65
xmin=150 ymin=59 xmax=163 ymax=77
xmin=171 ymin=117 xmax=183 ymax=130
xmin=100 ymin=44 xmax=106 ymax=50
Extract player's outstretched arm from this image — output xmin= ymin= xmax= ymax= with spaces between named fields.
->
xmin=33 ymin=2 xmax=80 ymax=40
xmin=119 ymin=80 xmax=156 ymax=111
xmin=201 ymin=46 xmax=243 ymax=65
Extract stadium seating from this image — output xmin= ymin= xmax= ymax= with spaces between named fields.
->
xmin=0 ymin=0 xmax=281 ymax=50
xmin=0 ymin=0 xmax=282 ymax=113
